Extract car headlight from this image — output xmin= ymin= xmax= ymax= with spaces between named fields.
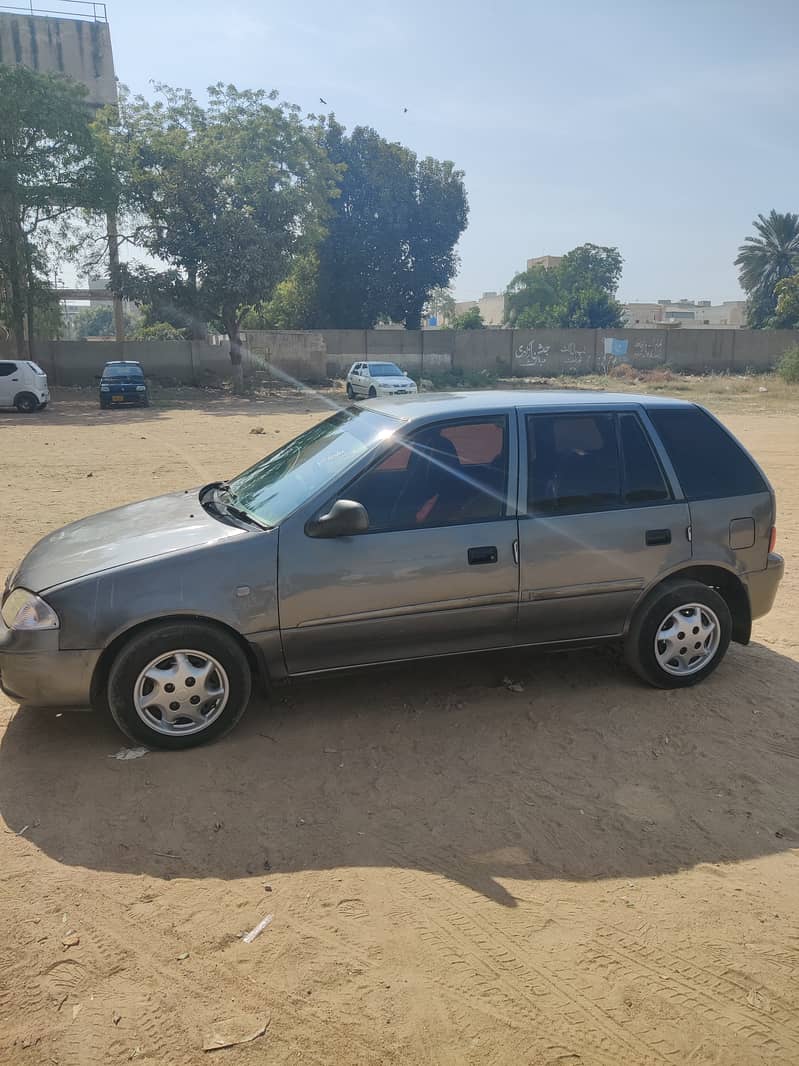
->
xmin=100 ymin=385 xmax=110 ymax=392
xmin=136 ymin=385 xmax=146 ymax=391
xmin=1 ymin=589 xmax=59 ymax=631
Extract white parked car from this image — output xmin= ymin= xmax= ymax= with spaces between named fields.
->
xmin=0 ymin=358 xmax=50 ymax=413
xmin=346 ymin=361 xmax=418 ymax=400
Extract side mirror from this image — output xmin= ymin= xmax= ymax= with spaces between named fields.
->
xmin=305 ymin=499 xmax=369 ymax=539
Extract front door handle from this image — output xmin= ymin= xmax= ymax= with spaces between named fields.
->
xmin=468 ymin=545 xmax=498 ymax=565
xmin=646 ymin=528 xmax=672 ymax=546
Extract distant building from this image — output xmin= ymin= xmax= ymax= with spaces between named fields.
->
xmin=623 ymin=298 xmax=746 ymax=328
xmin=527 ymin=255 xmax=563 ymax=272
xmin=451 ymin=291 xmax=506 ymax=327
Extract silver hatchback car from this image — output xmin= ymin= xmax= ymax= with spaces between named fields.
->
xmin=0 ymin=391 xmax=784 ymax=750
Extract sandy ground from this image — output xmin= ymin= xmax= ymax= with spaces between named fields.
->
xmin=0 ymin=383 xmax=798 ymax=1066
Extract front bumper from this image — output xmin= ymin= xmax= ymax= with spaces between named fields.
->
xmin=0 ymin=616 xmax=99 ymax=707
xmin=746 ymin=552 xmax=785 ymax=620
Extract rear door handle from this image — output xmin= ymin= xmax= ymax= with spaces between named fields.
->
xmin=646 ymin=528 xmax=671 ymax=546
xmin=468 ymin=545 xmax=498 ymax=565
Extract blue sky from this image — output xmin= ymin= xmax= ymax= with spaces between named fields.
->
xmin=106 ymin=0 xmax=799 ymax=304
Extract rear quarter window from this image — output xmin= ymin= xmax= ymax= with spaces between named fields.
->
xmin=647 ymin=406 xmax=767 ymax=499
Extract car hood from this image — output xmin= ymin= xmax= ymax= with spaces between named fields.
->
xmin=12 ymin=490 xmax=246 ymax=593
xmin=373 ymin=376 xmax=414 ymax=387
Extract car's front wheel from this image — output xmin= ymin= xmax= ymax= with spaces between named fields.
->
xmin=624 ymin=580 xmax=731 ymax=688
xmin=368 ymin=386 xmax=377 ymax=398
xmin=107 ymin=621 xmax=252 ymax=749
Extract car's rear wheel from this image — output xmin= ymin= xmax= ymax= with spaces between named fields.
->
xmin=15 ymin=393 xmax=38 ymax=414
xmin=107 ymin=621 xmax=252 ymax=749
xmin=624 ymin=580 xmax=731 ymax=688
xmin=346 ymin=382 xmax=354 ymax=399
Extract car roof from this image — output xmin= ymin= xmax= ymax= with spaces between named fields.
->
xmin=363 ymin=389 xmax=695 ymax=420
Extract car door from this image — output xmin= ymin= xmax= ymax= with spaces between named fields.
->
xmin=277 ymin=413 xmax=520 ymax=673
xmin=357 ymin=364 xmax=371 ymax=396
xmin=0 ymin=361 xmax=18 ymax=407
xmin=516 ymin=406 xmax=692 ymax=643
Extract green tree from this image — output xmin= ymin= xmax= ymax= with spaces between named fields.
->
xmin=240 ymin=252 xmax=321 ymax=330
xmin=504 ymin=264 xmax=560 ymax=327
xmin=110 ymin=83 xmax=338 ymax=389
xmin=0 ymin=66 xmax=104 ymax=355
xmin=735 ymin=211 xmax=799 ymax=328
xmin=449 ymin=305 xmax=485 ymax=329
xmin=313 ymin=123 xmax=468 ymax=329
xmin=772 ymin=274 xmax=799 ymax=328
xmin=504 ymin=244 xmax=624 ymax=329
xmin=424 ymin=285 xmax=456 ymax=324
xmin=130 ymin=321 xmax=186 ymax=341
xmin=72 ymin=304 xmax=136 ymax=338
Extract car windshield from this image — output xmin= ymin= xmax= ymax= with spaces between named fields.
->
xmin=227 ymin=407 xmax=399 ymax=526
xmin=103 ymin=365 xmax=143 ymax=379
xmin=369 ymin=363 xmax=403 ymax=377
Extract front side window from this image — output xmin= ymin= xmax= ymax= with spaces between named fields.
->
xmin=345 ymin=417 xmax=509 ymax=531
xmin=228 ymin=407 xmax=399 ymax=527
xmin=647 ymin=406 xmax=767 ymax=499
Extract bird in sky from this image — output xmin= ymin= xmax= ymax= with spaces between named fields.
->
xmin=403 ymin=107 xmax=408 ymax=113
xmin=319 ymin=97 xmax=327 ymax=105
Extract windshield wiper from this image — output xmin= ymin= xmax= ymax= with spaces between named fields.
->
xmin=223 ymin=501 xmax=269 ymax=530
xmin=211 ymin=485 xmax=269 ymax=530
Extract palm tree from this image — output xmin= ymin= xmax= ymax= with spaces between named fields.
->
xmin=735 ymin=210 xmax=799 ymax=326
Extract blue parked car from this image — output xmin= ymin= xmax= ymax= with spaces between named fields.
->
xmin=99 ymin=361 xmax=149 ymax=409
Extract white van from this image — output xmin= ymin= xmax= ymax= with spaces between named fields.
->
xmin=0 ymin=359 xmax=50 ymax=413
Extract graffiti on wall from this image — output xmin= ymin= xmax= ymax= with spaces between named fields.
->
xmin=559 ymin=342 xmax=589 ymax=369
xmin=515 ymin=340 xmax=550 ymax=367
xmin=633 ymin=338 xmax=664 ymax=362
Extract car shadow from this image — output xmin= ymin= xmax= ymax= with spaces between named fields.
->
xmin=0 ymin=386 xmax=341 ymax=428
xmin=1 ymin=640 xmax=798 ymax=907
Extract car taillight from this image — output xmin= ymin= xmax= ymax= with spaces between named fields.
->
xmin=769 ymin=526 xmax=777 ymax=553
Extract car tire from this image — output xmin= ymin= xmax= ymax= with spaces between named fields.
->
xmin=107 ymin=621 xmax=253 ymax=750
xmin=141 ymin=396 xmax=150 ymax=408
xmin=346 ymin=383 xmax=354 ymax=399
xmin=624 ymin=579 xmax=731 ymax=689
xmin=368 ymin=386 xmax=377 ymax=398
xmin=15 ymin=393 xmax=38 ymax=414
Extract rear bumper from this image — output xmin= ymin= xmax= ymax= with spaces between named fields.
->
xmin=0 ymin=619 xmax=99 ymax=707
xmin=746 ymin=552 xmax=785 ymax=620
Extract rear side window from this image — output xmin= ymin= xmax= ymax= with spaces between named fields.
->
xmin=648 ymin=407 xmax=767 ymax=499
xmin=0 ymin=362 xmax=16 ymax=377
xmin=619 ymin=414 xmax=670 ymax=504
xmin=527 ymin=413 xmax=621 ymax=514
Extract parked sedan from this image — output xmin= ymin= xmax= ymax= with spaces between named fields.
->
xmin=0 ymin=391 xmax=784 ymax=750
xmin=346 ymin=361 xmax=417 ymax=399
